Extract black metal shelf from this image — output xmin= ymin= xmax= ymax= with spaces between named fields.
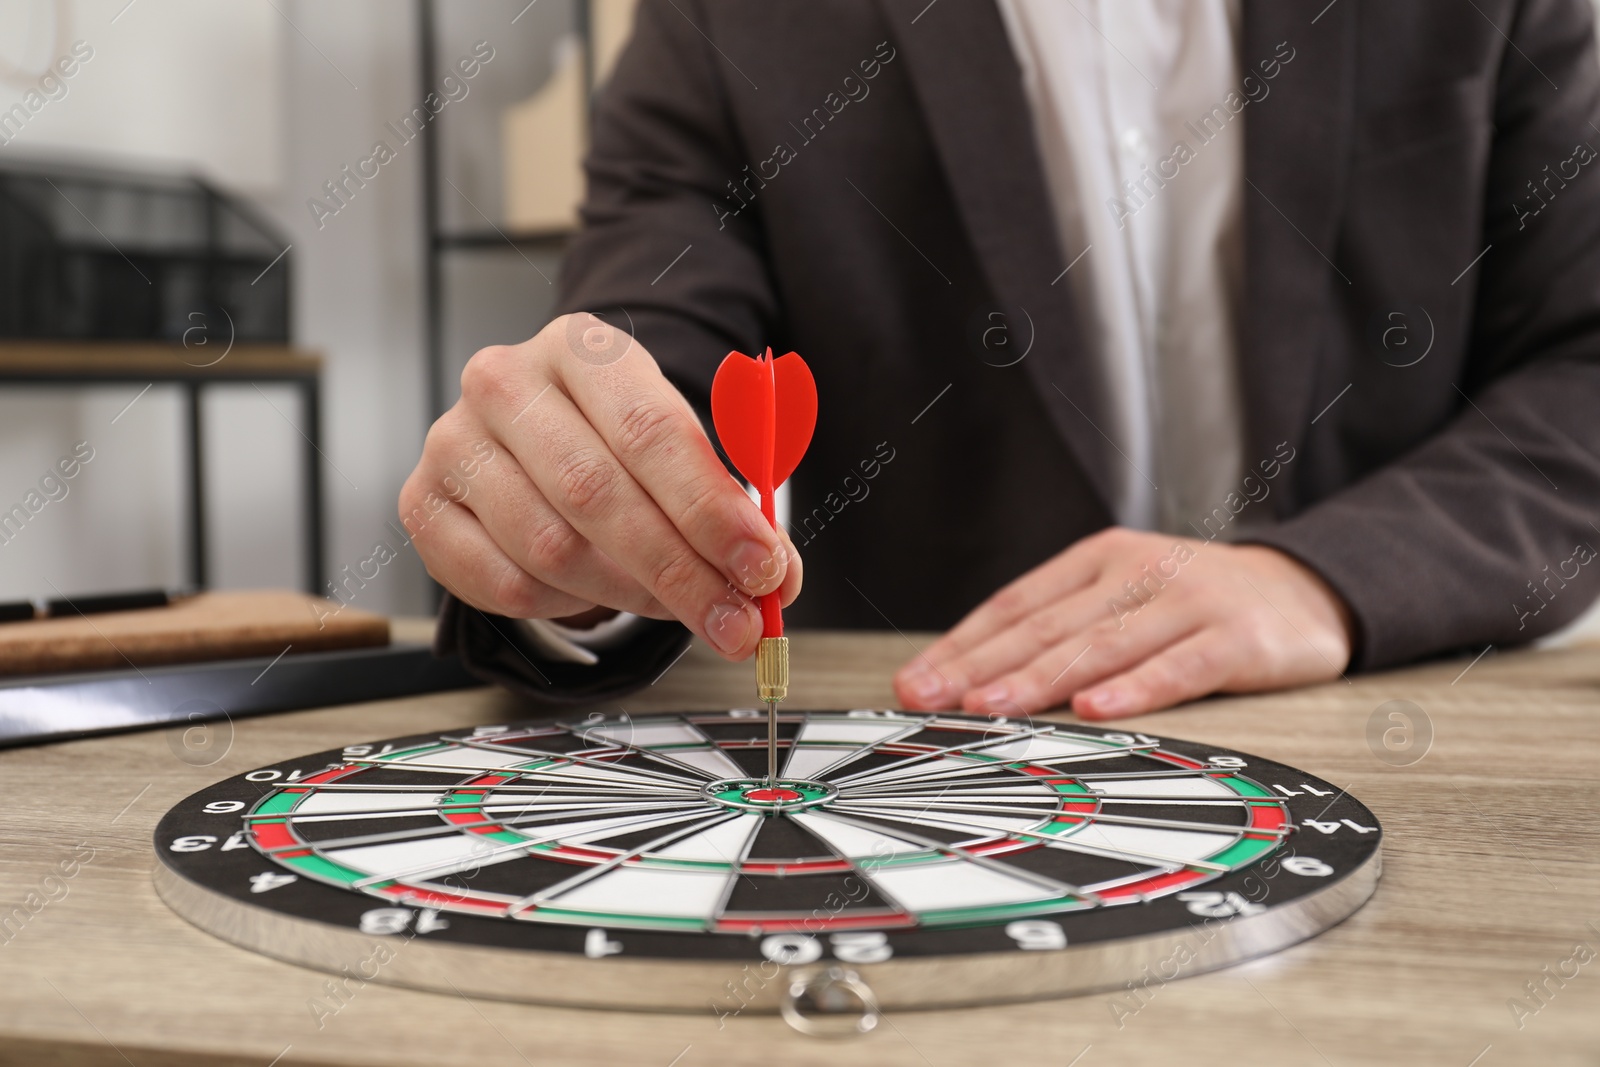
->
xmin=417 ymin=0 xmax=593 ymax=425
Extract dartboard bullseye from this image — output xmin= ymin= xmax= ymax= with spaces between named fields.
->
xmin=153 ymin=710 xmax=1382 ymax=1012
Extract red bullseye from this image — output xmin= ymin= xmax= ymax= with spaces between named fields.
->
xmin=744 ymin=787 xmax=803 ymax=803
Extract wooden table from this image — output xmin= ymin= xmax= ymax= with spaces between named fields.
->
xmin=2 ymin=629 xmax=1597 ymax=1066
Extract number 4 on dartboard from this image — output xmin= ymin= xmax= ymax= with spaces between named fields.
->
xmin=248 ymin=871 xmax=297 ymax=893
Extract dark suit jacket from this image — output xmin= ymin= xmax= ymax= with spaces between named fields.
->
xmin=440 ymin=0 xmax=1600 ymax=699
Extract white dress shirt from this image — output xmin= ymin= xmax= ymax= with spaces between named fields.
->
xmin=996 ymin=0 xmax=1247 ymax=533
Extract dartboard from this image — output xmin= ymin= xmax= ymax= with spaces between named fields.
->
xmin=154 ymin=710 xmax=1381 ymax=1013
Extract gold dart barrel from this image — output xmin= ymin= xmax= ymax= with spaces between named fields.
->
xmin=756 ymin=636 xmax=789 ymax=701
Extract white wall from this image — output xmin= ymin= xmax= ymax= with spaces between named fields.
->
xmin=0 ymin=0 xmax=432 ymax=614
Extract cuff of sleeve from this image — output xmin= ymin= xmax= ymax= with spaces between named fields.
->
xmin=434 ymin=596 xmax=692 ymax=704
xmin=1239 ymin=511 xmax=1436 ymax=673
xmin=517 ymin=613 xmax=648 ymax=665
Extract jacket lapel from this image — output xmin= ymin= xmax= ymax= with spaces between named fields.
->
xmin=876 ymin=0 xmax=1115 ymax=514
xmin=1241 ymin=0 xmax=1356 ymax=514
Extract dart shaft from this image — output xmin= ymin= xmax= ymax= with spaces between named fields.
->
xmin=766 ymin=700 xmax=778 ymax=786
xmin=756 ymin=636 xmax=789 ymax=787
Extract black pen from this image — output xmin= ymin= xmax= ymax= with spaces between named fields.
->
xmin=0 ymin=588 xmax=189 ymax=623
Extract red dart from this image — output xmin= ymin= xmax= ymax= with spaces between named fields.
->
xmin=711 ymin=347 xmax=817 ymax=787
xmin=710 ymin=347 xmax=818 ymax=637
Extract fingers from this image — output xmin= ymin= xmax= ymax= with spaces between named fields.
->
xmin=547 ymin=315 xmax=792 ymax=599
xmin=897 ymin=535 xmax=1107 ymax=702
xmin=400 ymin=483 xmax=596 ymax=620
xmin=898 ymin=586 xmax=1110 ymax=709
xmin=495 ymin=383 xmax=765 ymax=659
xmin=416 ymin=316 xmax=805 ymax=657
xmin=1073 ymin=631 xmax=1236 ymax=720
xmin=448 ymin=432 xmax=671 ymax=618
xmin=774 ymin=524 xmax=804 ymax=607
xmin=959 ymin=610 xmax=1201 ymax=716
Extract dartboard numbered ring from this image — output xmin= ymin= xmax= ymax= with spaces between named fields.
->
xmin=154 ymin=710 xmax=1381 ymax=1012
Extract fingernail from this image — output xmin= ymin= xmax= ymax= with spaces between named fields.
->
xmin=907 ymin=667 xmax=944 ymax=702
xmin=729 ymin=539 xmax=784 ymax=595
xmin=705 ymin=601 xmax=756 ymax=655
xmin=1085 ymin=689 xmax=1128 ymax=714
xmin=973 ymin=682 xmax=1010 ymax=707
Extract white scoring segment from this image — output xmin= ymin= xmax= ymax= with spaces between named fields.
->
xmin=508 ymin=761 xmax=695 ymax=791
xmin=1087 ymin=777 xmax=1238 ymax=797
xmin=836 ymin=805 xmax=1047 ymax=839
xmin=790 ymin=811 xmax=926 ymax=857
xmin=976 ymin=735 xmax=1123 ymax=761
xmin=290 ymin=792 xmax=445 ymax=818
xmin=582 ymin=722 xmax=743 ymax=779
xmin=392 ymin=746 xmax=536 ymax=772
xmin=545 ymin=866 xmax=733 ymax=920
xmin=790 ymin=812 xmax=1058 ymax=914
xmin=528 ymin=810 xmax=720 ymax=846
xmin=870 ymin=858 xmax=1058 ymax=913
xmin=1056 ymin=823 xmax=1236 ymax=863
xmin=782 ymin=718 xmax=918 ymax=779
xmin=847 ymin=756 xmax=999 ymax=786
xmin=327 ymin=833 xmax=522 ymax=879
xmin=648 ymin=814 xmax=761 ymax=862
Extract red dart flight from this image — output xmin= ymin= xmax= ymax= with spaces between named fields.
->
xmin=711 ymin=347 xmax=817 ymax=786
xmin=710 ymin=347 xmax=818 ymax=637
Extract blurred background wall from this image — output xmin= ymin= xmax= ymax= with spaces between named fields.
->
xmin=0 ymin=0 xmax=1597 ymax=644
xmin=0 ymin=0 xmax=620 ymax=616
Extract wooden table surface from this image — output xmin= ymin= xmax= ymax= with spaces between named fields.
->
xmin=2 ymin=628 xmax=1597 ymax=1067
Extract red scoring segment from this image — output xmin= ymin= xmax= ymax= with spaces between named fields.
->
xmin=710 ymin=348 xmax=818 ymax=637
xmin=743 ymin=787 xmax=803 ymax=803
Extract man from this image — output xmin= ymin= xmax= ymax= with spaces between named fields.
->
xmin=402 ymin=0 xmax=1600 ymax=720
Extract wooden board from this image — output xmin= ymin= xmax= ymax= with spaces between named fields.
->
xmin=0 ymin=629 xmax=1596 ymax=1066
xmin=0 ymin=590 xmax=388 ymax=676
xmin=0 ymin=342 xmax=321 ymax=380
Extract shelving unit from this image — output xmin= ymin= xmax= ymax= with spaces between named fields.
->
xmin=415 ymin=0 xmax=598 ymax=423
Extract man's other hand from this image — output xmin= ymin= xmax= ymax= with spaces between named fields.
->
xmin=893 ymin=528 xmax=1352 ymax=719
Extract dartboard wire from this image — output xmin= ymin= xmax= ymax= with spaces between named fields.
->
xmin=260 ymin=780 xmax=698 ymax=797
xmin=428 ymin=737 xmax=710 ymax=788
xmin=242 ymin=793 xmax=704 ymax=823
xmin=827 ymin=724 xmax=1064 ymax=785
xmin=337 ymin=755 xmax=699 ymax=795
xmin=509 ymin=810 xmax=745 ymax=914
xmin=836 ymin=745 xmax=1164 ymax=793
xmin=808 ymin=808 xmax=1103 ymax=906
xmin=785 ymin=809 xmax=924 ymax=926
xmin=845 ymin=783 xmax=1263 ymax=804
xmin=564 ymin=712 xmax=741 ymax=782
xmin=835 ymin=740 xmax=1162 ymax=790
xmin=841 ymin=779 xmax=1073 ymax=798
xmin=1077 ymin=795 xmax=1259 ymax=805
xmin=250 ymin=799 xmax=713 ymax=838
xmin=708 ymin=810 xmax=773 ymax=926
xmin=1065 ymin=767 xmax=1241 ymax=780
xmin=828 ymin=802 xmax=1234 ymax=874
xmin=838 ymin=798 xmax=1289 ymax=837
xmin=346 ymin=804 xmax=724 ymax=889
xmin=783 ymin=714 xmax=931 ymax=781
xmin=391 ymin=739 xmax=708 ymax=789
xmin=822 ymin=778 xmax=979 ymax=924
xmin=838 ymin=768 xmax=1242 ymax=793
xmin=836 ymin=793 xmax=1062 ymax=808
xmin=256 ymin=799 xmax=720 ymax=855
